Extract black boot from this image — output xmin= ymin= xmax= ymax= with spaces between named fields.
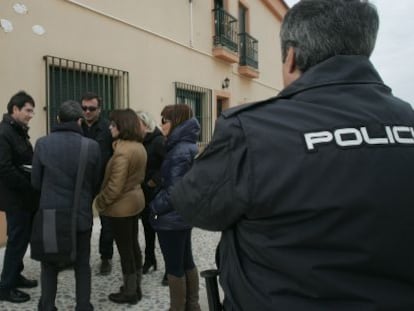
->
xmin=109 ymin=274 xmax=140 ymax=305
xmin=17 ymin=275 xmax=38 ymax=288
xmin=142 ymin=257 xmax=157 ymax=274
xmin=100 ymin=259 xmax=112 ymax=276
xmin=0 ymin=288 xmax=30 ymax=303
xmin=119 ymin=271 xmax=143 ymax=297
xmin=136 ymin=270 xmax=142 ymax=300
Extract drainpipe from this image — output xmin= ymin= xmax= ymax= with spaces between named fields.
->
xmin=189 ymin=0 xmax=194 ymax=47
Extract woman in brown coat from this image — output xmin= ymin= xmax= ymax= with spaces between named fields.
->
xmin=94 ymin=108 xmax=147 ymax=305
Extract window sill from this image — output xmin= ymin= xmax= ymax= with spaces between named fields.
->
xmin=213 ymin=47 xmax=239 ymax=64
xmin=238 ymin=65 xmax=259 ymax=79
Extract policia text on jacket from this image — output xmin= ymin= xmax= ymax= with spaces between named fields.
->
xmin=304 ymin=125 xmax=414 ymax=151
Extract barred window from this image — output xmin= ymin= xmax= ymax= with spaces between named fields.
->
xmin=44 ymin=55 xmax=129 ymax=131
xmin=174 ymin=82 xmax=212 ymax=146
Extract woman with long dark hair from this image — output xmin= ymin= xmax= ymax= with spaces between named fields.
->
xmin=150 ymin=104 xmax=201 ymax=310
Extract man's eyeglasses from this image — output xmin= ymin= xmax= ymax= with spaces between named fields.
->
xmin=161 ymin=117 xmax=171 ymax=125
xmin=82 ymin=106 xmax=98 ymax=112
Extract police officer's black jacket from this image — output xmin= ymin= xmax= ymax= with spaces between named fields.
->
xmin=171 ymin=55 xmax=414 ymax=310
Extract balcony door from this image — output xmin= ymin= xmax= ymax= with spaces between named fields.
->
xmin=239 ymin=4 xmax=247 ymax=34
xmin=214 ymin=0 xmax=223 ymax=9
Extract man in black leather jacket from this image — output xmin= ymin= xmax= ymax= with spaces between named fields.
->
xmin=172 ymin=1 xmax=414 ymax=310
xmin=81 ymin=92 xmax=114 ymax=275
xmin=0 ymin=91 xmax=39 ymax=303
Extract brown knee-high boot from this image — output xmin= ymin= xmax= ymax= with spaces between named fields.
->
xmin=168 ymin=274 xmax=186 ymax=311
xmin=185 ymin=268 xmax=201 ymax=311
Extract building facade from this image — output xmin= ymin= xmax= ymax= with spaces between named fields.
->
xmin=0 ymin=0 xmax=288 ymax=243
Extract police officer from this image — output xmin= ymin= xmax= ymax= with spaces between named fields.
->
xmin=171 ymin=1 xmax=414 ymax=310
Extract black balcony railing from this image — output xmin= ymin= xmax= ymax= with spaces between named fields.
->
xmin=213 ymin=8 xmax=238 ymax=53
xmin=239 ymin=32 xmax=258 ymax=69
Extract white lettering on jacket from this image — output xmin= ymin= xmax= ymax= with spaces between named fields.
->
xmin=304 ymin=125 xmax=414 ymax=151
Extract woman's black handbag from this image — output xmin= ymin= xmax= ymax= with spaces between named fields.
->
xmin=30 ymin=138 xmax=89 ymax=264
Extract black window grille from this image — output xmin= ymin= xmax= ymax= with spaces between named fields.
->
xmin=174 ymin=82 xmax=212 ymax=146
xmin=213 ymin=7 xmax=239 ymax=53
xmin=44 ymin=55 xmax=129 ymax=131
xmin=239 ymin=32 xmax=259 ymax=69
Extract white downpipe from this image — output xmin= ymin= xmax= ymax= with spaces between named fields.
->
xmin=189 ymin=0 xmax=194 ymax=47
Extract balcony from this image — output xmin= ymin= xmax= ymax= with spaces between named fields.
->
xmin=212 ymin=8 xmax=239 ymax=64
xmin=238 ymin=32 xmax=259 ymax=78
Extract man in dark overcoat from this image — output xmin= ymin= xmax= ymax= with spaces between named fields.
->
xmin=0 ymin=91 xmax=39 ymax=303
xmin=32 ymin=100 xmax=101 ymax=310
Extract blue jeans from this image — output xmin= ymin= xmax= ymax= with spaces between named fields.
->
xmin=157 ymin=229 xmax=195 ymax=277
xmin=0 ymin=209 xmax=33 ymax=289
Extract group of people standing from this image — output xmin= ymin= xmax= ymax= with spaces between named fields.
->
xmin=0 ymin=90 xmax=201 ymax=311
xmin=3 ymin=1 xmax=414 ymax=310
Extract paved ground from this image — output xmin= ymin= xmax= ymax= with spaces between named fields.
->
xmin=0 ymin=218 xmax=221 ymax=310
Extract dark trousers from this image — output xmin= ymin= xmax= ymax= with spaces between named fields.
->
xmin=99 ymin=215 xmax=114 ymax=260
xmin=141 ymin=206 xmax=156 ymax=261
xmin=157 ymin=229 xmax=195 ymax=277
xmin=39 ymin=230 xmax=93 ymax=311
xmin=0 ymin=209 xmax=33 ymax=290
xmin=110 ymin=215 xmax=142 ymax=275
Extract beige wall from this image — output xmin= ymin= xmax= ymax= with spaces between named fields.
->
xmin=0 ymin=0 xmax=287 ymax=244
xmin=0 ymin=0 xmax=286 ymax=141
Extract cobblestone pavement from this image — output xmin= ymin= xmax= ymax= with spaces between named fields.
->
xmin=0 ymin=218 xmax=221 ymax=310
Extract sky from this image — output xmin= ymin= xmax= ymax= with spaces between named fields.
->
xmin=283 ymin=0 xmax=414 ymax=107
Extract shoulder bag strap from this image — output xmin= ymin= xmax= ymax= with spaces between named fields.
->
xmin=71 ymin=137 xmax=89 ymax=259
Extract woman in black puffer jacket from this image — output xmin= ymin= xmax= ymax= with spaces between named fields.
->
xmin=150 ymin=104 xmax=201 ymax=311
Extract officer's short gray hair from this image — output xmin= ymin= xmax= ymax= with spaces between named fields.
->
xmin=280 ymin=0 xmax=379 ymax=72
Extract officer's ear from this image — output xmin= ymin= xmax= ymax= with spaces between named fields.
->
xmin=286 ymin=48 xmax=296 ymax=73
xmin=283 ymin=47 xmax=302 ymax=87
